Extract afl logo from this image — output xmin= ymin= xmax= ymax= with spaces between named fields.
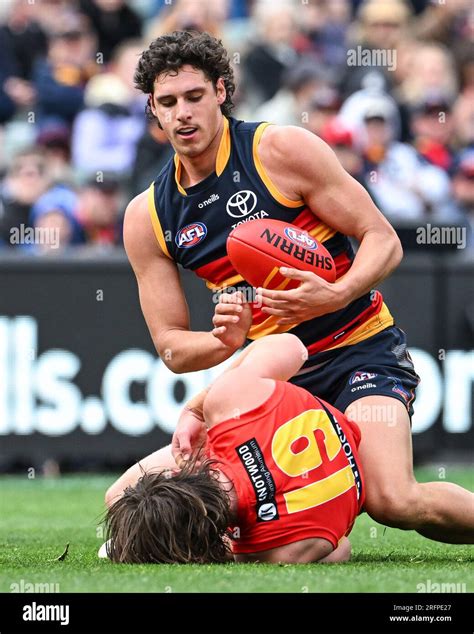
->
xmin=350 ymin=371 xmax=377 ymax=385
xmin=258 ymin=503 xmax=277 ymax=521
xmin=226 ymin=190 xmax=257 ymax=218
xmin=175 ymin=222 xmax=207 ymax=248
xmin=284 ymin=227 xmax=318 ymax=250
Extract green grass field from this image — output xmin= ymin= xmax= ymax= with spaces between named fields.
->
xmin=0 ymin=467 xmax=472 ymax=594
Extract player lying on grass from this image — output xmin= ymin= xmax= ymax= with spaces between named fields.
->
xmin=103 ymin=333 xmax=364 ymax=564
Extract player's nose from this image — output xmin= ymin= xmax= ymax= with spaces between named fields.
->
xmin=176 ymin=98 xmax=192 ymax=121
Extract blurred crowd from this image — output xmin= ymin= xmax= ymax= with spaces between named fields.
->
xmin=0 ymin=0 xmax=473 ymax=253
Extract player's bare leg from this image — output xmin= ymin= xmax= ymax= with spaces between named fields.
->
xmin=346 ymin=396 xmax=474 ymax=544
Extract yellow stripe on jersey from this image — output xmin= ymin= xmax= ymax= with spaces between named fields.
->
xmin=173 ymin=154 xmax=187 ymax=196
xmin=147 ymin=182 xmax=172 ymax=259
xmin=262 ymin=267 xmax=293 ymax=291
xmin=248 ymin=314 xmax=298 ymax=339
xmin=205 ymin=272 xmax=244 ymax=291
xmin=253 ymin=122 xmax=305 ymax=208
xmin=325 ymin=302 xmax=394 ymax=351
xmin=248 ymin=302 xmax=393 ymax=349
xmin=309 ymin=224 xmax=337 ymax=244
xmin=216 ymin=116 xmax=231 ymax=176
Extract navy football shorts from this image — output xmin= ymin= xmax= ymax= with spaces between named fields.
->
xmin=289 ymin=326 xmax=420 ymax=419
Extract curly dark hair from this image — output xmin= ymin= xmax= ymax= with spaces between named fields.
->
xmin=135 ymin=30 xmax=235 ymax=123
xmin=104 ymin=460 xmax=233 ymax=564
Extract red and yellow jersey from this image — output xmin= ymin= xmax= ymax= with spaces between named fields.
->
xmin=207 ymin=380 xmax=364 ymax=554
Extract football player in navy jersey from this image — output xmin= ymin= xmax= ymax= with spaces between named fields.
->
xmin=123 ymin=31 xmax=474 ymax=544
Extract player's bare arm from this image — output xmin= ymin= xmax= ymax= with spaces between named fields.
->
xmin=255 ymin=126 xmax=403 ymax=323
xmin=123 ymin=192 xmax=252 ymax=372
xmin=172 ymin=331 xmax=308 ymax=463
xmin=107 ymin=332 xmax=307 ymax=504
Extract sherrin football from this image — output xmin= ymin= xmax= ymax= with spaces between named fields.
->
xmin=226 ymin=218 xmax=336 ymax=290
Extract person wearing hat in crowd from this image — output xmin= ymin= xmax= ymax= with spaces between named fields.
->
xmin=303 ymin=86 xmax=341 ymax=137
xmin=29 ymin=183 xmax=84 ymax=253
xmin=31 ymin=11 xmax=99 ymax=129
xmin=75 ymin=174 xmax=124 ymax=247
xmin=319 ymin=118 xmax=364 ymax=185
xmin=340 ymin=0 xmax=411 ymax=99
xmin=358 ymin=95 xmax=451 ymax=222
xmin=410 ymin=93 xmax=456 ymax=172
xmin=36 ymin=122 xmax=75 ymax=185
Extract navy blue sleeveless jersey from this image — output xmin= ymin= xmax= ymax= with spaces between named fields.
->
xmin=148 ymin=116 xmax=393 ymax=359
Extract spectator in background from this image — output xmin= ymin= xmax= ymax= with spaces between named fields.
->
xmin=36 ymin=122 xmax=75 ymax=185
xmin=293 ymin=0 xmax=351 ymax=70
xmin=360 ymin=96 xmax=451 ymax=222
xmin=130 ymin=121 xmax=173 ymax=198
xmin=338 ymin=74 xmax=402 ymax=141
xmin=452 ymin=46 xmax=474 ymax=148
xmin=319 ymin=118 xmax=365 ymax=184
xmin=410 ymin=93 xmax=455 ymax=172
xmin=444 ymin=149 xmax=474 ymax=250
xmin=243 ymin=1 xmax=299 ymax=108
xmin=0 ymin=0 xmax=47 ymax=123
xmin=303 ymin=86 xmax=341 ymax=136
xmin=147 ymin=0 xmax=228 ymax=41
xmin=75 ymin=174 xmax=123 ymax=247
xmin=31 ymin=11 xmax=99 ymax=129
xmin=78 ymin=0 xmax=142 ymax=63
xmin=254 ymin=60 xmax=335 ymax=127
xmin=413 ymin=0 xmax=472 ymax=47
xmin=0 ymin=148 xmax=50 ymax=247
xmin=341 ymin=0 xmax=412 ymax=99
xmin=29 ymin=183 xmax=84 ymax=253
xmin=71 ymin=40 xmax=145 ymax=177
xmin=396 ymin=42 xmax=458 ymax=111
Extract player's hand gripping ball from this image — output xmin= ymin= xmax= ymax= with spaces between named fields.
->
xmin=227 ymin=218 xmax=336 ymax=291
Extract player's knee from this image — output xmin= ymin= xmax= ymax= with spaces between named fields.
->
xmin=364 ymin=484 xmax=420 ymax=529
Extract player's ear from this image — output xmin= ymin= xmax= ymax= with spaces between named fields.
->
xmin=216 ymin=77 xmax=226 ymax=106
xmin=148 ymin=95 xmax=163 ymax=130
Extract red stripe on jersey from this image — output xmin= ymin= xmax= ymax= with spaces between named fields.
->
xmin=291 ymin=206 xmax=322 ymax=231
xmin=306 ymin=291 xmax=383 ymax=355
xmin=195 ymin=254 xmax=236 ymax=286
xmin=333 ymin=252 xmax=352 ymax=278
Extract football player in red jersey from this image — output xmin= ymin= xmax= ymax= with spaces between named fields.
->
xmin=104 ymin=333 xmax=363 ymax=564
xmin=124 ymin=31 xmax=474 ymax=544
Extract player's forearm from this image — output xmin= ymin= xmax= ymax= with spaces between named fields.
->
xmin=336 ymin=228 xmax=403 ymax=305
xmin=181 ymin=338 xmax=264 ymax=414
xmin=184 ymin=335 xmax=306 ymax=415
xmin=224 ymin=334 xmax=307 ymax=378
xmin=157 ymin=329 xmax=237 ymax=373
